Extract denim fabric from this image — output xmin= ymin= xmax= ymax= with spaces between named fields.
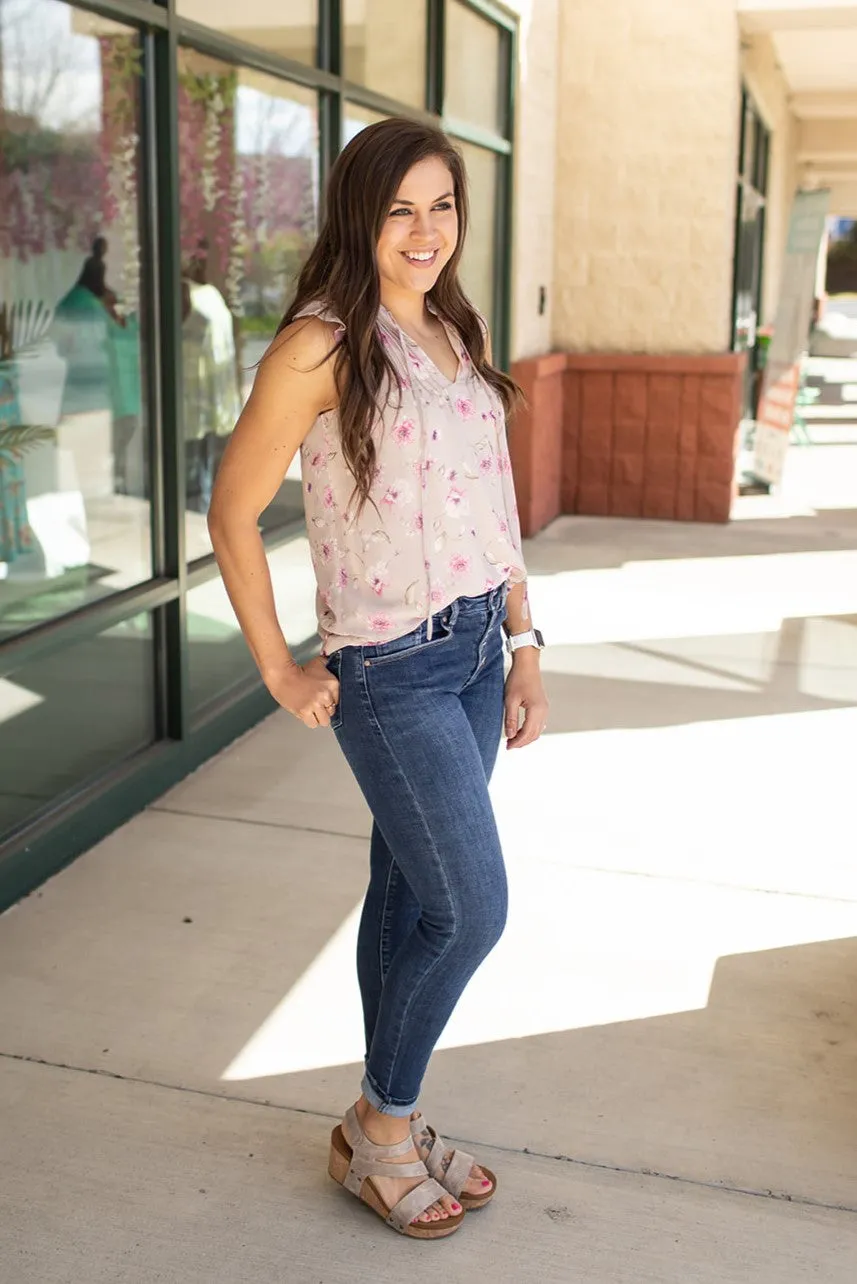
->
xmin=324 ymin=581 xmax=510 ymax=1116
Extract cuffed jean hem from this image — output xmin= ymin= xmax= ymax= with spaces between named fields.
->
xmin=361 ymin=1070 xmax=418 ymax=1118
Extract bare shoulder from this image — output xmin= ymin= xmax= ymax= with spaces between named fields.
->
xmin=251 ymin=314 xmax=341 ymax=415
xmin=263 ymin=314 xmax=343 ymax=373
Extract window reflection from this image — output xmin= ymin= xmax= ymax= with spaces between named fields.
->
xmin=0 ymin=612 xmax=154 ymax=841
xmin=445 ymin=1 xmax=504 ymax=135
xmin=0 ymin=1 xmax=150 ymax=639
xmin=177 ymin=1 xmax=317 ymax=68
xmin=457 ymin=142 xmax=498 ymax=322
xmin=343 ymin=0 xmax=427 ymax=110
xmin=177 ymin=53 xmax=319 ymax=560
xmin=343 ymin=103 xmax=388 ymax=148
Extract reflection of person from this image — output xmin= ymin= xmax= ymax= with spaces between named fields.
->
xmin=56 ymin=236 xmax=144 ymax=496
xmin=77 ymin=236 xmax=124 ymax=328
xmin=77 ymin=236 xmax=108 ymax=299
xmin=208 ymin=119 xmax=548 ymax=1238
xmin=182 ymin=240 xmax=241 ymax=511
xmin=53 ymin=233 xmax=142 ymax=493
xmin=104 ymin=311 xmax=144 ymax=496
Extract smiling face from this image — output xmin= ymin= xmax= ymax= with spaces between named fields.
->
xmin=376 ymin=155 xmax=459 ymax=301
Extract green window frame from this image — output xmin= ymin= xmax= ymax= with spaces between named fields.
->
xmin=732 ymin=87 xmax=770 ymax=355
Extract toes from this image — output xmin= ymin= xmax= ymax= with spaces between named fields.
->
xmin=440 ymin=1195 xmax=462 ymax=1217
xmin=414 ymin=1205 xmax=444 ymax=1224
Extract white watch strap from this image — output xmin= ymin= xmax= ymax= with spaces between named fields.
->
xmin=507 ymin=629 xmax=540 ymax=651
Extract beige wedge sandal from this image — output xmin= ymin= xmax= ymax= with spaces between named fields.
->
xmin=409 ymin=1111 xmax=497 ymax=1210
xmin=328 ymin=1105 xmax=466 ymax=1239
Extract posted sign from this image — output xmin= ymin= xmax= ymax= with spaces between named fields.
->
xmin=752 ymin=189 xmax=830 ymax=486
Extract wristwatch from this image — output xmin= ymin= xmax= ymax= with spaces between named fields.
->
xmin=504 ymin=627 xmax=545 ymax=655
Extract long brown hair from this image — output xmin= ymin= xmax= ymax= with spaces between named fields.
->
xmin=276 ymin=116 xmax=523 ymax=516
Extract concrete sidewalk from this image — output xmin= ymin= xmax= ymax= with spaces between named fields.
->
xmin=2 ymin=456 xmax=857 ymax=1282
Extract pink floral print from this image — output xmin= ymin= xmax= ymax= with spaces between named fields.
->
xmin=296 ymin=298 xmax=527 ymax=655
xmin=366 ymin=562 xmax=390 ymax=596
xmin=445 ymin=486 xmax=469 ymax=517
xmin=392 ymin=418 xmax=417 ymax=445
xmin=381 ymin=478 xmax=413 ymax=508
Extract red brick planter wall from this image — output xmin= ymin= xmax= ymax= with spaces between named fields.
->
xmin=507 ymin=352 xmax=567 ymax=538
xmin=508 ymin=351 xmax=746 ymax=537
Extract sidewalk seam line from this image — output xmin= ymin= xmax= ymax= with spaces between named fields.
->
xmin=147 ymin=805 xmax=366 ymax=842
xmin=148 ymin=806 xmax=857 ymax=905
xmin=3 ymin=1050 xmax=855 ymax=1217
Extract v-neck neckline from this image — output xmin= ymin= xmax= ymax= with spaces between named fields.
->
xmin=379 ymin=301 xmax=465 ymax=387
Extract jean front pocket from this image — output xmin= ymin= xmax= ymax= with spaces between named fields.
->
xmin=363 ymin=602 xmax=459 ymax=668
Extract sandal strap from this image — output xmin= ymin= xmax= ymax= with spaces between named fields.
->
xmin=386 ymin=1177 xmax=450 ymax=1233
xmin=343 ymin=1105 xmax=413 ymax=1159
xmin=346 ymin=1157 xmax=428 ymax=1193
xmin=438 ymin=1145 xmax=474 ymax=1198
xmin=411 ymin=1115 xmax=475 ymax=1198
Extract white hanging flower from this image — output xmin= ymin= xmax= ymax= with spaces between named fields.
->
xmin=108 ymin=131 xmax=140 ymax=318
xmin=225 ymin=165 xmax=246 ymax=316
xmin=202 ymin=79 xmax=222 ymax=214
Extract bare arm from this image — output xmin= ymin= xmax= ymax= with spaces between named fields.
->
xmin=481 ymin=317 xmax=549 ymax=748
xmin=207 ymin=317 xmax=341 ymax=728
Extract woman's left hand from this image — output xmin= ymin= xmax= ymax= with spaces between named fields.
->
xmin=504 ymin=659 xmax=549 ymax=749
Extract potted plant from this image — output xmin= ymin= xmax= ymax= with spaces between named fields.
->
xmin=0 ymin=425 xmax=56 ymax=565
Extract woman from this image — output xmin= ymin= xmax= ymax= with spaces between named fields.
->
xmin=208 ymin=118 xmax=549 ymax=1240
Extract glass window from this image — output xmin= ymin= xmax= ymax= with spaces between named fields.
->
xmin=177 ymin=52 xmax=319 ymax=561
xmin=177 ymin=1 xmax=317 ymax=68
xmin=0 ymin=2 xmax=151 ymax=639
xmin=457 ymin=142 xmax=498 ymax=322
xmin=445 ymin=1 xmax=504 ymax=134
xmin=343 ymin=102 xmax=388 ymax=148
xmin=188 ymin=538 xmax=319 ymax=716
xmin=343 ymin=0 xmax=427 ymax=110
xmin=0 ymin=613 xmax=155 ymax=841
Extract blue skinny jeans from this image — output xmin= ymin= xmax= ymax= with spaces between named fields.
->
xmin=324 ymin=582 xmax=509 ymax=1116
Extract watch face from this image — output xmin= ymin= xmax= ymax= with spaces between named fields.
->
xmin=534 ymin=629 xmax=545 ymax=648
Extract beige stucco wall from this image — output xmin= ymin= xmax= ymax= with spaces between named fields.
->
xmin=826 ymin=180 xmax=857 ymax=216
xmin=741 ymin=34 xmax=799 ymax=324
xmin=798 ymin=118 xmax=857 ymax=217
xmin=548 ymin=0 xmax=741 ymax=355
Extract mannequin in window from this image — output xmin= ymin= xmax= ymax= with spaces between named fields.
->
xmin=182 ymin=240 xmax=242 ymax=512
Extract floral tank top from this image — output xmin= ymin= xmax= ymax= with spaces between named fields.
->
xmin=295 ymin=298 xmax=527 ymax=656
